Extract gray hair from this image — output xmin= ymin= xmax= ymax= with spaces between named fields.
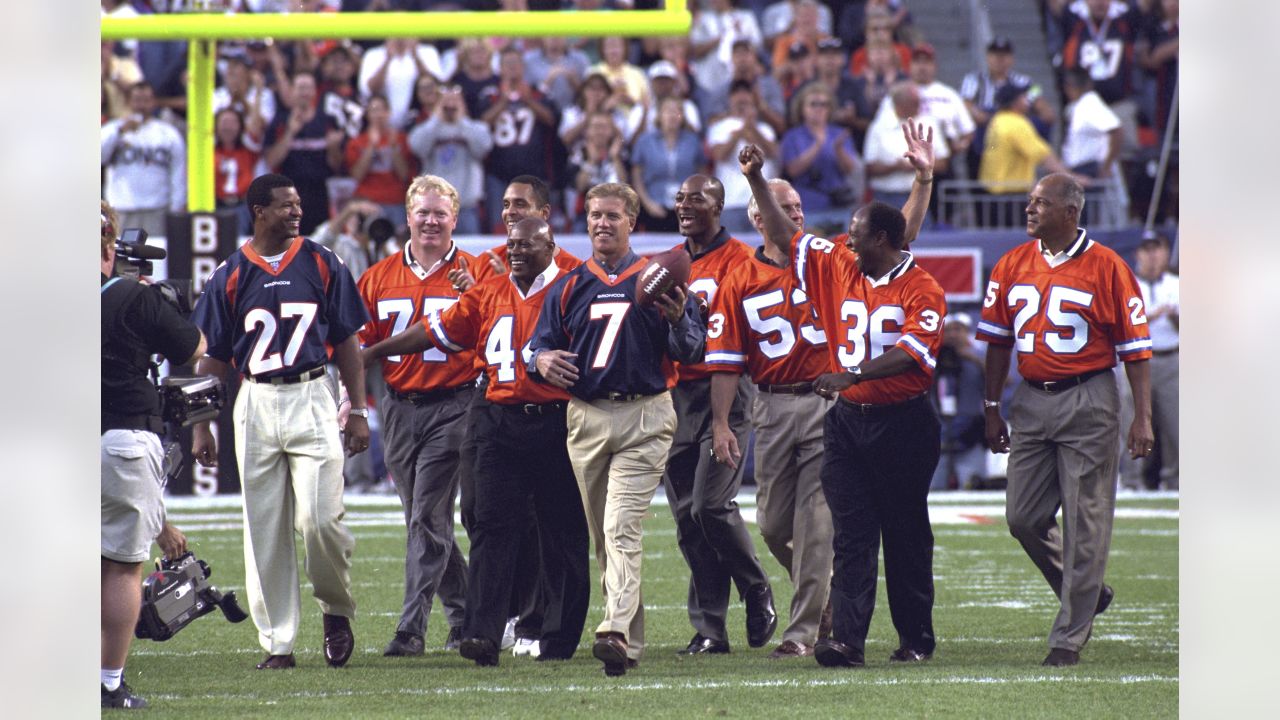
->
xmin=746 ymin=178 xmax=800 ymax=228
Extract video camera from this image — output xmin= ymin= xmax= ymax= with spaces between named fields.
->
xmin=135 ymin=551 xmax=248 ymax=642
xmin=114 ymin=228 xmax=167 ymax=279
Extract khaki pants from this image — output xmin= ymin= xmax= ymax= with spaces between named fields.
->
xmin=752 ymin=391 xmax=834 ymax=644
xmin=566 ymin=392 xmax=676 ymax=660
xmin=234 ymin=374 xmax=356 ymax=656
xmin=1006 ymin=372 xmax=1118 ymax=652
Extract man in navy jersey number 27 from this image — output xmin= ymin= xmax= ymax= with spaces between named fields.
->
xmin=192 ymin=173 xmax=370 ymax=671
xmin=528 ymin=182 xmax=706 ymax=677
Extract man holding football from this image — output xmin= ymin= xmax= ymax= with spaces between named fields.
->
xmin=528 ymin=182 xmax=706 ymax=677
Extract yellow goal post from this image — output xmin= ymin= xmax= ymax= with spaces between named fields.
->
xmin=101 ymin=7 xmax=692 ymax=212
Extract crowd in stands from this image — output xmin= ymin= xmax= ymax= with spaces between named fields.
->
xmin=101 ymin=0 xmax=1179 ymax=239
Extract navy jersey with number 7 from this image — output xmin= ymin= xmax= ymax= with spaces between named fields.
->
xmin=527 ymin=251 xmax=706 ymax=400
xmin=193 ymin=237 xmax=370 ymax=379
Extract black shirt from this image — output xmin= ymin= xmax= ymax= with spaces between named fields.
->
xmin=101 ymin=274 xmax=202 ymax=426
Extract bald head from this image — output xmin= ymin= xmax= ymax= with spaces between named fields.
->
xmin=890 ymin=81 xmax=920 ymax=118
xmin=512 ymin=216 xmax=551 ymax=241
xmin=1039 ymin=173 xmax=1085 ymax=217
xmin=675 ymin=174 xmax=726 ymax=240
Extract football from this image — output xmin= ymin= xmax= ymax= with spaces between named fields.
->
xmin=635 ymin=248 xmax=692 ymax=306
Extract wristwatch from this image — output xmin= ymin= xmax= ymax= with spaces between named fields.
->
xmin=348 ymin=407 xmax=369 ymax=418
xmin=983 ymin=399 xmax=1001 ymax=410
xmin=847 ymin=366 xmax=863 ymax=384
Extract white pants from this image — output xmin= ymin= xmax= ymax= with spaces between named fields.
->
xmin=234 ymin=374 xmax=356 ymax=655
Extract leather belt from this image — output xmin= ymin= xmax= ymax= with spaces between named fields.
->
xmin=387 ymin=381 xmax=476 ymax=405
xmin=757 ymin=382 xmax=813 ymax=395
xmin=245 ymin=365 xmax=326 ymax=385
xmin=837 ymin=392 xmax=928 ymax=416
xmin=102 ymin=413 xmax=165 ymax=435
xmin=501 ymin=401 xmax=567 ymax=415
xmin=598 ymin=391 xmax=652 ymax=402
xmin=1024 ymin=367 xmax=1110 ymax=393
xmin=1152 ymin=348 xmax=1178 ymax=357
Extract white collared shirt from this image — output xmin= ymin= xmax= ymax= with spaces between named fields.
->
xmin=1038 ymin=228 xmax=1093 ymax=268
xmin=404 ymin=241 xmax=456 ymax=280
xmin=510 ymin=260 xmax=560 ymax=301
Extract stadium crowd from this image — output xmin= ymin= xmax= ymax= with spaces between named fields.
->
xmin=100 ymin=0 xmax=1179 ymax=704
xmin=102 ymin=0 xmax=1179 ymax=239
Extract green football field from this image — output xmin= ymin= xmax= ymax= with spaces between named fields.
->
xmin=128 ymin=491 xmax=1178 ymax=718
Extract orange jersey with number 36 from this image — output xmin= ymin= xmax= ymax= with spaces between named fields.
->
xmin=791 ymin=231 xmax=946 ymax=405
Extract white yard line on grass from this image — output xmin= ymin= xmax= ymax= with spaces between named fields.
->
xmin=149 ymin=672 xmax=1177 ymax=703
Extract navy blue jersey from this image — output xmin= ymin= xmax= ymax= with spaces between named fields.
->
xmin=193 ymin=237 xmax=370 ymax=380
xmin=528 ymin=251 xmax=705 ymax=400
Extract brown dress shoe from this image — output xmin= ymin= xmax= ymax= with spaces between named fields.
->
xmin=769 ymin=640 xmax=813 ymax=658
xmin=1042 ymin=648 xmax=1080 ymax=667
xmin=593 ymin=632 xmax=629 ymax=677
xmin=323 ymin=614 xmax=354 ymax=668
xmin=256 ymin=653 xmax=296 ymax=670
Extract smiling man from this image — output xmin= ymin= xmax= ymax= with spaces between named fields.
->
xmin=361 ymin=217 xmax=591 ymax=668
xmin=191 ymin=173 xmax=370 ymax=671
xmin=528 ymin=182 xmax=706 ymax=677
xmin=356 ymin=174 xmax=477 ymax=658
xmin=662 ymin=174 xmax=778 ymax=657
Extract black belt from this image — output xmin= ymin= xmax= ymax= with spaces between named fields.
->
xmin=500 ymin=401 xmax=567 ymax=415
xmin=245 ymin=366 xmax=326 ymax=385
xmin=597 ymin=390 xmax=655 ymax=402
xmin=1024 ymin=368 xmax=1110 ymax=393
xmin=757 ymin=382 xmax=814 ymax=395
xmin=1152 ymin=348 xmax=1178 ymax=357
xmin=387 ymin=382 xmax=476 ymax=405
xmin=102 ymin=413 xmax=164 ymax=434
xmin=837 ymin=392 xmax=928 ymax=416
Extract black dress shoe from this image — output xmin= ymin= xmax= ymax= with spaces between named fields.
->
xmin=1096 ymin=584 xmax=1114 ymax=615
xmin=384 ymin=631 xmax=425 ymax=656
xmin=889 ymin=646 xmax=933 ymax=663
xmin=459 ymin=637 xmax=500 ymax=667
xmin=678 ymin=634 xmax=730 ymax=655
xmin=323 ymin=614 xmax=354 ymax=668
xmin=593 ymin=632 xmax=629 ymax=677
xmin=444 ymin=626 xmax=464 ymax=651
xmin=744 ymin=584 xmax=778 ymax=648
xmin=256 ymin=653 xmax=297 ymax=670
xmin=814 ymin=639 xmax=865 ymax=668
xmin=1042 ymin=648 xmax=1080 ymax=667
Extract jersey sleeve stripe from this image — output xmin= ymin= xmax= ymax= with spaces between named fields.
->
xmin=426 ymin=310 xmax=464 ymax=353
xmin=1116 ymin=337 xmax=1153 ymax=357
xmin=898 ymin=334 xmax=937 ymax=369
xmin=704 ymin=351 xmax=747 ymax=366
xmin=976 ymin=320 xmax=1012 ymax=337
xmin=794 ymin=233 xmax=814 ymax=294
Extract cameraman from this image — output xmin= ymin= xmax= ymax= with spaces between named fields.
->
xmin=100 ymin=201 xmax=206 ymax=710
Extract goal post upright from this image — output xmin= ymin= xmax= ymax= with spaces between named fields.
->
xmin=101 ymin=8 xmax=693 ymax=212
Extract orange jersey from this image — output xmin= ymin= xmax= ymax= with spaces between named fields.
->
xmin=471 ymin=244 xmax=583 ymax=284
xmin=792 ymin=231 xmax=947 ymax=404
xmin=671 ymin=232 xmax=754 ymax=382
xmin=424 ymin=266 xmax=571 ymax=405
xmin=214 ymin=143 xmax=261 ymax=202
xmin=976 ymin=232 xmax=1153 ymax=381
xmin=358 ymin=243 xmax=480 ymax=392
xmin=706 ymin=248 xmax=830 ymax=384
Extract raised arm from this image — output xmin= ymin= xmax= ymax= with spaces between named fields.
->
xmin=739 ymin=143 xmax=799 ymax=259
xmin=898 ymin=118 xmax=935 ymax=246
